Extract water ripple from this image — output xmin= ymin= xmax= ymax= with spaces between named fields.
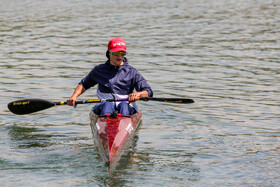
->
xmin=0 ymin=0 xmax=279 ymax=186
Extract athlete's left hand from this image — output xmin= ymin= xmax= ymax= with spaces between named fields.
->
xmin=128 ymin=92 xmax=141 ymax=103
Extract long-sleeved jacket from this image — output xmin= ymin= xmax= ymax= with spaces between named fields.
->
xmin=79 ymin=59 xmax=153 ymax=100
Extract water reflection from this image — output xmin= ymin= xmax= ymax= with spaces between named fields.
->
xmin=7 ymin=125 xmax=54 ymax=149
xmin=115 ymin=133 xmax=142 ymax=169
xmin=89 ymin=131 xmax=200 ymax=186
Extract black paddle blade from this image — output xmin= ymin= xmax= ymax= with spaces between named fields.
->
xmin=7 ymin=99 xmax=55 ymax=115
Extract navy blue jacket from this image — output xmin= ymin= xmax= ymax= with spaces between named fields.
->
xmin=79 ymin=59 xmax=153 ymax=97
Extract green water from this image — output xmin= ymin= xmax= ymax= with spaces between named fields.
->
xmin=0 ymin=0 xmax=279 ymax=186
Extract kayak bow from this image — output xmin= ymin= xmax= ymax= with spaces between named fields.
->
xmin=89 ymin=110 xmax=142 ymax=167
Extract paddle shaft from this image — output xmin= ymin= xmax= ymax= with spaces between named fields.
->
xmin=53 ymin=98 xmax=129 ymax=106
xmin=54 ymin=97 xmax=194 ymax=105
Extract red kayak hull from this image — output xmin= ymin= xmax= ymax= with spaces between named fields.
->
xmin=90 ymin=111 xmax=142 ymax=167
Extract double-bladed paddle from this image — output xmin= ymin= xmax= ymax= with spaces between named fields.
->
xmin=7 ymin=97 xmax=194 ymax=115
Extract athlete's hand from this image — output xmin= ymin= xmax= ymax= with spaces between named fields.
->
xmin=67 ymin=97 xmax=77 ymax=108
xmin=128 ymin=92 xmax=141 ymax=103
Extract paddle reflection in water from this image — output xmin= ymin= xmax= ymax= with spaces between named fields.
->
xmin=7 ymin=125 xmax=54 ymax=149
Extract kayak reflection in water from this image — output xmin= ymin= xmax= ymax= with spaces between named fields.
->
xmin=67 ymin=37 xmax=153 ymax=115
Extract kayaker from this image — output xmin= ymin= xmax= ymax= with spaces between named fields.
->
xmin=67 ymin=37 xmax=153 ymax=115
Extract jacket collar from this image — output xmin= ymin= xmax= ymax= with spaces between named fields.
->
xmin=105 ymin=58 xmax=128 ymax=70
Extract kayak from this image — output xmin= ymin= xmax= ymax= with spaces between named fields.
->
xmin=89 ymin=110 xmax=142 ymax=167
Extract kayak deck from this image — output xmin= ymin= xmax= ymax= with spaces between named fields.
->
xmin=89 ymin=110 xmax=142 ymax=167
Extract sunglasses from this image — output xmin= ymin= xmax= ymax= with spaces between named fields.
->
xmin=110 ymin=50 xmax=127 ymax=56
